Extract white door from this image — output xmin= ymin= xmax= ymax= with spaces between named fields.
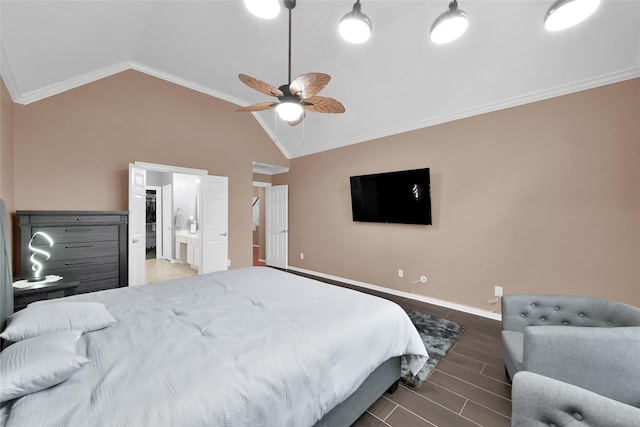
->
xmin=201 ymin=175 xmax=228 ymax=274
xmin=162 ymin=184 xmax=173 ymax=260
xmin=128 ymin=164 xmax=146 ymax=286
xmin=266 ymin=185 xmax=288 ymax=269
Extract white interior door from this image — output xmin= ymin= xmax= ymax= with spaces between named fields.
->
xmin=162 ymin=184 xmax=173 ymax=260
xmin=266 ymin=185 xmax=288 ymax=269
xmin=128 ymin=164 xmax=146 ymax=286
xmin=201 ymin=175 xmax=228 ymax=274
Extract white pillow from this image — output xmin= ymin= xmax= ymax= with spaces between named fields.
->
xmin=0 ymin=302 xmax=117 ymax=342
xmin=0 ymin=330 xmax=89 ymax=402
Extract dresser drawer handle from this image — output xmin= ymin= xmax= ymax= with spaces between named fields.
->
xmin=65 ymin=243 xmax=94 ymax=248
xmin=65 ymin=259 xmax=94 ymax=266
xmin=65 ymin=227 xmax=93 ymax=232
xmin=78 ymin=275 xmax=95 ymax=282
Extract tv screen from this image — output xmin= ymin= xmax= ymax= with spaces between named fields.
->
xmin=350 ymin=168 xmax=432 ymax=225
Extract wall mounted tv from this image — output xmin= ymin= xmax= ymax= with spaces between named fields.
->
xmin=350 ymin=168 xmax=432 ymax=225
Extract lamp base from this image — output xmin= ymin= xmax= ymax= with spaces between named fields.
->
xmin=27 ymin=276 xmax=47 ymax=283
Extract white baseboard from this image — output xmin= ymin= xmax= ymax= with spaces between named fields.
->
xmin=288 ymin=266 xmax=502 ymax=321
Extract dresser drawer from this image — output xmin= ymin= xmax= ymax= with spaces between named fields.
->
xmin=43 ymin=256 xmax=119 ymax=275
xmin=35 ymin=240 xmax=119 ymax=261
xmin=32 ymin=225 xmax=118 ymax=243
xmin=24 ymin=214 xmax=124 ymax=224
xmin=76 ymin=269 xmax=119 ymax=286
xmin=76 ymin=277 xmax=121 ymax=294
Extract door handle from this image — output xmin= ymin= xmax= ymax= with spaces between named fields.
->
xmin=132 ymin=239 xmax=139 ymax=243
xmin=220 ymin=232 xmax=227 ymax=237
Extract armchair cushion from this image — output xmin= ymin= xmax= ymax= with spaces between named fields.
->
xmin=521 ymin=326 xmax=640 ymax=407
xmin=512 ymin=371 xmax=640 ymax=427
xmin=501 ymin=330 xmax=523 ymax=377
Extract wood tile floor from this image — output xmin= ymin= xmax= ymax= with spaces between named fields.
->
xmin=145 ymin=258 xmax=197 ymax=284
xmin=288 ymin=271 xmax=511 ymax=427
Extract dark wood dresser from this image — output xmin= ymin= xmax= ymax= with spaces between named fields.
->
xmin=17 ymin=211 xmax=128 ymax=295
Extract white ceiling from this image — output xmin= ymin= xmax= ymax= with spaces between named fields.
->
xmin=2 ymin=1 xmax=639 ymax=159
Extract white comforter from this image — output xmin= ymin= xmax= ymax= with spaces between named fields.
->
xmin=2 ymin=267 xmax=427 ymax=427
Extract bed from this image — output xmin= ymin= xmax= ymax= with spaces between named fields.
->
xmin=0 ymin=239 xmax=428 ymax=427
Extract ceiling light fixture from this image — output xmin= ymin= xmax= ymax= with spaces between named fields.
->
xmin=430 ymin=0 xmax=469 ymax=44
xmin=244 ymin=0 xmax=281 ymax=20
xmin=276 ymin=101 xmax=304 ymax=122
xmin=544 ymin=0 xmax=600 ymax=31
xmin=339 ymin=0 xmax=372 ymax=44
xmin=238 ymin=0 xmax=345 ymax=125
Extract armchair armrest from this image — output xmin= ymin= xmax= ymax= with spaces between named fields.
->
xmin=523 ymin=326 xmax=640 ymax=406
xmin=512 ymin=372 xmax=640 ymax=427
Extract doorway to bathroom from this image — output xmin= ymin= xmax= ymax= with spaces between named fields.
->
xmin=129 ymin=161 xmax=229 ymax=286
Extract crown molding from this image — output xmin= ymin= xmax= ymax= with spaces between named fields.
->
xmin=287 ymin=66 xmax=640 ymax=159
xmin=12 ymin=61 xmax=132 ymax=105
xmin=128 ymin=62 xmax=249 ymax=108
xmin=5 ymin=57 xmax=638 ymax=161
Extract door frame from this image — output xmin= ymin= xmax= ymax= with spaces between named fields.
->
xmin=130 ymin=162 xmax=208 ymax=281
xmin=252 ymin=181 xmax=271 ymax=266
xmin=145 ymin=185 xmax=163 ymax=259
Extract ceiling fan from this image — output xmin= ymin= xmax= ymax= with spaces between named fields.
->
xmin=237 ymin=0 xmax=345 ymax=126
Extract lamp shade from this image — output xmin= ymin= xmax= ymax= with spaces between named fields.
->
xmin=276 ymin=102 xmax=304 ymax=122
xmin=430 ymin=1 xmax=468 ymax=44
xmin=339 ymin=1 xmax=372 ymax=44
xmin=244 ymin=0 xmax=280 ymax=19
xmin=544 ymin=0 xmax=600 ymax=31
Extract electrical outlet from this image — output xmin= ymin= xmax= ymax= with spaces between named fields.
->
xmin=419 ymin=275 xmax=427 ymax=283
xmin=398 ymin=269 xmax=404 ymax=278
xmin=300 ymin=253 xmax=304 ymax=260
xmin=494 ymin=286 xmax=503 ymax=297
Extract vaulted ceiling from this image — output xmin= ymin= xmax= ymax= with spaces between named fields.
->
xmin=2 ymin=1 xmax=639 ymax=159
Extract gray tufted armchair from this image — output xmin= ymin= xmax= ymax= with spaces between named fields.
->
xmin=501 ymin=294 xmax=640 ymax=426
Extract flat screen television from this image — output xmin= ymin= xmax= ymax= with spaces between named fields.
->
xmin=350 ymin=168 xmax=432 ymax=225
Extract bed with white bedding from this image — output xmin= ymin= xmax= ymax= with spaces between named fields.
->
xmin=0 ymin=267 xmax=428 ymax=427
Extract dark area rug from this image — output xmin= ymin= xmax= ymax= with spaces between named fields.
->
xmin=400 ymin=310 xmax=465 ymax=389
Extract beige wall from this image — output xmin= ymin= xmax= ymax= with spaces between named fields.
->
xmin=1 ymin=80 xmax=16 ymax=271
xmin=11 ymin=70 xmax=289 ymax=269
xmin=1 ymin=80 xmax=15 ymax=212
xmin=5 ymin=71 xmax=639 ymax=312
xmin=276 ymin=79 xmax=640 ymax=310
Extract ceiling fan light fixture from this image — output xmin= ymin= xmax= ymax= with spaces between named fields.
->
xmin=430 ymin=0 xmax=469 ymax=44
xmin=276 ymin=101 xmax=304 ymax=122
xmin=244 ymin=0 xmax=281 ymax=19
xmin=339 ymin=0 xmax=372 ymax=44
xmin=544 ymin=0 xmax=600 ymax=31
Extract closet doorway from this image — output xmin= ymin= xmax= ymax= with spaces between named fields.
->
xmin=252 ymin=162 xmax=289 ymax=269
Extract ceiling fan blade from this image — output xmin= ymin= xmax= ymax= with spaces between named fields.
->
xmin=290 ymin=73 xmax=331 ymax=99
xmin=303 ymin=96 xmax=346 ymax=114
xmin=288 ymin=112 xmax=306 ymax=127
xmin=237 ymin=102 xmax=277 ymax=112
xmin=238 ymin=74 xmax=284 ymax=98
